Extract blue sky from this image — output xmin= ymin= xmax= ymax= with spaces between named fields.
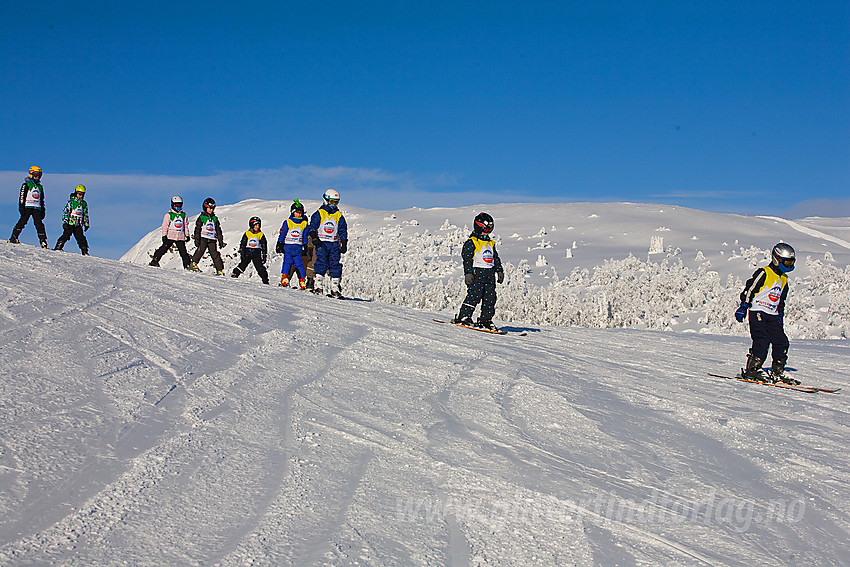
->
xmin=2 ymin=1 xmax=848 ymax=258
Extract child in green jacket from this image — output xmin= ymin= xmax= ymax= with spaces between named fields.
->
xmin=54 ymin=185 xmax=90 ymax=255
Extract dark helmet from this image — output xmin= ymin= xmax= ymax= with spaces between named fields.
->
xmin=771 ymin=243 xmax=796 ymax=273
xmin=203 ymin=197 xmax=216 ymax=210
xmin=291 ymin=199 xmax=305 ymax=215
xmin=473 ymin=212 xmax=494 ymax=234
xmin=249 ymin=216 xmax=262 ymax=229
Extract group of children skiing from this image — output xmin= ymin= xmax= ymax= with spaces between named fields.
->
xmin=147 ymin=188 xmax=348 ymax=298
xmin=7 ymin=165 xmax=800 ymax=385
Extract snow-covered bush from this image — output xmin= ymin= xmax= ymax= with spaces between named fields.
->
xmin=340 ymin=222 xmax=850 ymax=339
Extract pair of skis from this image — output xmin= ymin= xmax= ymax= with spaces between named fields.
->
xmin=707 ymin=373 xmax=841 ymax=394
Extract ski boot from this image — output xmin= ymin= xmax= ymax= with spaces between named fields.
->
xmin=328 ymin=277 xmax=344 ymax=299
xmin=451 ymin=315 xmax=474 ymax=326
xmin=771 ymin=356 xmax=799 ymax=385
xmin=279 ymin=275 xmax=290 ymax=287
xmin=299 ymin=277 xmax=307 ymax=290
xmin=476 ymin=319 xmax=500 ymax=332
xmin=215 ymin=270 xmax=224 ymax=276
xmin=742 ymin=352 xmax=770 ymax=381
xmin=312 ymin=274 xmax=327 ymax=295
xmin=81 ymin=249 xmax=89 ymax=256
xmin=231 ymin=267 xmax=242 ymax=278
xmin=8 ymin=236 xmax=19 ymax=244
xmin=187 ymin=263 xmax=201 ymax=272
xmin=40 ymin=241 xmax=48 ymax=249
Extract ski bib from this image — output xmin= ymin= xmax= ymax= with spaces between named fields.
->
xmin=317 ymin=209 xmax=342 ymax=242
xmin=201 ymin=219 xmax=217 ymax=239
xmin=245 ymin=230 xmax=263 ymax=249
xmin=751 ymin=267 xmax=787 ymax=315
xmin=70 ymin=206 xmax=84 ymax=220
xmin=24 ymin=183 xmax=42 ymax=208
xmin=470 ymin=236 xmax=496 ymax=269
xmin=168 ymin=211 xmax=187 ymax=233
xmin=283 ymin=218 xmax=308 ymax=245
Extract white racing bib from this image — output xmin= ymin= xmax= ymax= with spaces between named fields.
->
xmin=201 ymin=220 xmax=217 ymax=239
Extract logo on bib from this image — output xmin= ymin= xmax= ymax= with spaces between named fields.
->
xmin=768 ymin=286 xmax=781 ymax=303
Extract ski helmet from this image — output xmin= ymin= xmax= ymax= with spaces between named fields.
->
xmin=771 ymin=243 xmax=796 ymax=273
xmin=75 ymin=184 xmax=86 ymax=194
xmin=29 ymin=165 xmax=42 ymax=178
xmin=203 ymin=197 xmax=216 ymax=210
xmin=323 ymin=188 xmax=340 ymax=206
xmin=473 ymin=212 xmax=495 ymax=234
xmin=291 ymin=199 xmax=305 ymax=215
xmin=249 ymin=216 xmax=262 ymax=229
xmin=171 ymin=195 xmax=184 ymax=210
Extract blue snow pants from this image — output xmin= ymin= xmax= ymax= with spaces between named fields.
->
xmin=314 ymin=241 xmax=342 ymax=278
xmin=281 ymin=244 xmax=306 ymax=278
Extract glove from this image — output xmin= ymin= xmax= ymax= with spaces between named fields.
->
xmin=261 ymin=255 xmax=267 ymax=264
xmin=275 ymin=241 xmax=284 ymax=254
xmin=311 ymin=232 xmax=320 ymax=247
xmin=779 ymin=313 xmax=784 ymax=327
xmin=161 ymin=236 xmax=170 ymax=245
xmin=735 ymin=302 xmax=749 ymax=323
xmin=84 ymin=226 xmax=89 ymax=232
xmin=219 ymin=241 xmax=226 ymax=249
xmin=465 ymin=273 xmax=474 ymax=286
xmin=340 ymin=240 xmax=348 ymax=254
xmin=497 ymin=271 xmax=504 ymax=284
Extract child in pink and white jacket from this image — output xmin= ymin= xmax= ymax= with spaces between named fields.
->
xmin=149 ymin=195 xmax=194 ymax=269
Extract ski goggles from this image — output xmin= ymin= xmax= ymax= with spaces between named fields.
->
xmin=777 ymin=256 xmax=795 ymax=269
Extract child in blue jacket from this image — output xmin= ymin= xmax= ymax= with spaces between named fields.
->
xmin=276 ymin=199 xmax=310 ymax=289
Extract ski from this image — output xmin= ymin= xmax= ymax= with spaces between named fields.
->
xmin=432 ymin=319 xmax=527 ymax=336
xmin=707 ymin=373 xmax=841 ymax=394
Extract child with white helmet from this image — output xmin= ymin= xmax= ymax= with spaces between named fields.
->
xmin=149 ymin=195 xmax=194 ymax=269
xmin=307 ymin=189 xmax=348 ymax=298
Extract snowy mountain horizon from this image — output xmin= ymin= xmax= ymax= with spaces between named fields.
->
xmin=122 ymin=199 xmax=850 ymax=340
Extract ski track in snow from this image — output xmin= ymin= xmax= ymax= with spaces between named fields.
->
xmin=758 ymin=215 xmax=850 ymax=251
xmin=1 ymin=243 xmax=849 ymax=566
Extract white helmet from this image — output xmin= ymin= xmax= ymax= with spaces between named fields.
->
xmin=171 ymin=195 xmax=184 ymax=209
xmin=323 ymin=188 xmax=340 ymax=206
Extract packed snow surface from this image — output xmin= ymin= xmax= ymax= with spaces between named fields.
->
xmin=1 ymin=236 xmax=849 ymax=565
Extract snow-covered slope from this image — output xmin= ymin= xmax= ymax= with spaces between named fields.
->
xmin=121 ymin=200 xmax=850 ymax=339
xmin=2 ymin=243 xmax=848 ymax=566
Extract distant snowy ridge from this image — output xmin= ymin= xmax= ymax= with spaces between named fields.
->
xmin=122 ymin=200 xmax=850 ymax=339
